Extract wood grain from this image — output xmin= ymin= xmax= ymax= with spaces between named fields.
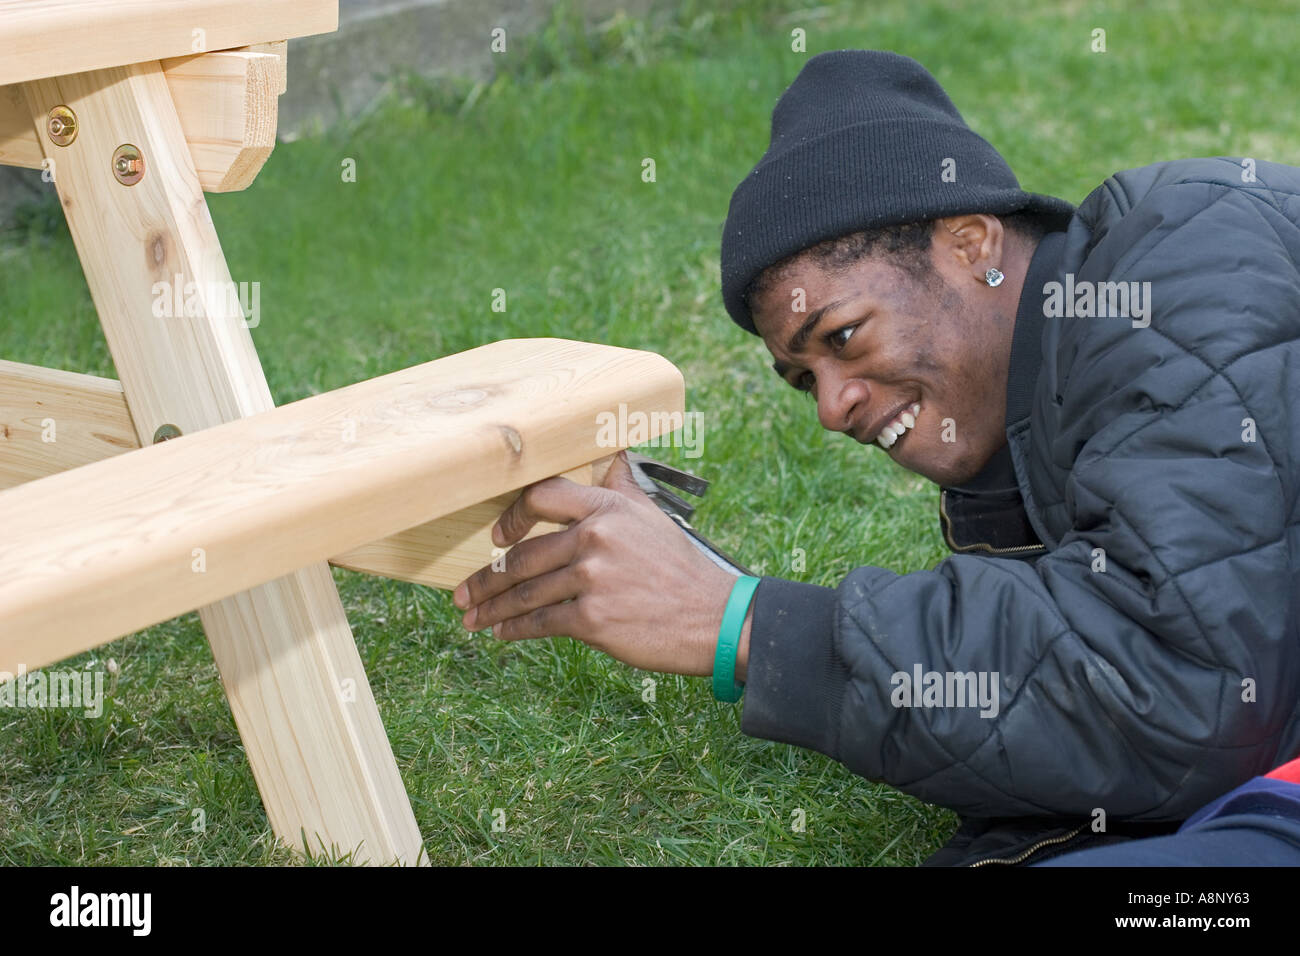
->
xmin=0 ymin=0 xmax=335 ymax=86
xmin=236 ymin=39 xmax=287 ymax=95
xmin=0 ymin=360 xmax=140 ymax=488
xmin=332 ymin=455 xmax=618 ymax=589
xmin=1 ymin=50 xmax=282 ymax=191
xmin=155 ymin=50 xmax=280 ymax=191
xmin=18 ymin=60 xmax=423 ymax=866
xmin=0 ymin=338 xmax=682 ymax=660
xmin=0 ymin=361 xmax=624 ymax=590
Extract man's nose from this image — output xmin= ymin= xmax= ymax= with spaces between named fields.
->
xmin=815 ymin=366 xmax=870 ymax=434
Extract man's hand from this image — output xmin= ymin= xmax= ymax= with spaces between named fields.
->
xmin=452 ymin=451 xmax=752 ymax=679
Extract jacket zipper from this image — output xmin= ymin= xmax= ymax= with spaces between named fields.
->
xmin=939 ymin=490 xmax=1047 ymax=556
xmin=966 ymin=824 xmax=1088 ymax=867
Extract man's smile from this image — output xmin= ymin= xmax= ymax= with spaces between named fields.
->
xmin=856 ymin=400 xmax=922 ymax=449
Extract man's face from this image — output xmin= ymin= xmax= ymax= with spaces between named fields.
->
xmin=752 ymin=235 xmax=1014 ymax=488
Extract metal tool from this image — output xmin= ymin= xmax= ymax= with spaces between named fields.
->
xmin=625 ymin=451 xmax=753 ymax=577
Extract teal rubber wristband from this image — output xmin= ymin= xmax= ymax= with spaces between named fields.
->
xmin=713 ymin=575 xmax=759 ymax=703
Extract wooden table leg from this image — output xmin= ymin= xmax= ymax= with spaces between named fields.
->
xmin=22 ymin=63 xmax=426 ymax=865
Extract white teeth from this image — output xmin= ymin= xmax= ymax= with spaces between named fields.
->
xmin=875 ymin=401 xmax=922 ymax=450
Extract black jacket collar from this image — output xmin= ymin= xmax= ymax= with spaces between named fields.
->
xmin=1005 ymin=229 xmax=1067 ymax=430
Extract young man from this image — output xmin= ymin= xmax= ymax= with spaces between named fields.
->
xmin=454 ymin=50 xmax=1300 ymax=864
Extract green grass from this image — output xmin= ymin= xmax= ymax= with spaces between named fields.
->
xmin=2 ymin=0 xmax=1298 ymax=865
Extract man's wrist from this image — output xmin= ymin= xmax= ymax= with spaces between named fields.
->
xmin=710 ymin=574 xmax=756 ymax=693
xmin=735 ymin=603 xmax=753 ymax=684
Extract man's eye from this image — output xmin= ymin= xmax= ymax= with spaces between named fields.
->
xmin=795 ymin=371 xmax=815 ymax=393
xmin=828 ymin=324 xmax=858 ymax=348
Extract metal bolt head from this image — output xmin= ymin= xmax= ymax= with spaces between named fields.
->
xmin=112 ymin=144 xmax=144 ymax=186
xmin=47 ymin=106 xmax=77 ymax=146
xmin=153 ymin=423 xmax=182 ymax=443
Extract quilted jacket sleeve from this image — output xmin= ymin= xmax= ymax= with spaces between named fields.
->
xmin=741 ymin=162 xmax=1300 ymax=821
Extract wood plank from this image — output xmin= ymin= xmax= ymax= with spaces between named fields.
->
xmin=155 ymin=50 xmax=279 ymax=191
xmin=332 ymin=456 xmax=618 ymax=589
xmin=19 ymin=60 xmax=421 ymax=867
xmin=0 ymin=361 xmax=622 ymax=589
xmin=237 ymin=39 xmax=287 ymax=95
xmin=1 ymin=50 xmax=281 ymax=192
xmin=0 ymin=360 xmax=139 ymax=488
xmin=0 ymin=337 xmax=681 ymax=663
xmin=0 ymin=0 xmax=335 ymax=86
xmin=0 ymin=82 xmax=37 ymax=169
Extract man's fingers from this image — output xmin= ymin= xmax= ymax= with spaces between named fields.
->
xmin=493 ymin=599 xmax=583 ymax=643
xmin=457 ymin=526 xmax=579 ymax=610
xmin=467 ymin=564 xmax=585 ymax=631
xmin=602 ymin=449 xmax=642 ymax=496
xmin=493 ymin=475 xmax=611 ymax=547
xmin=602 ymin=450 xmax=677 ymax=513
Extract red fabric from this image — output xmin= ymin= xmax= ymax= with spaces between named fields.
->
xmin=1265 ymin=755 xmax=1300 ymax=784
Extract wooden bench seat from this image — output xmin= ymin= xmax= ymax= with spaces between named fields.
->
xmin=0 ymin=338 xmax=682 ymax=672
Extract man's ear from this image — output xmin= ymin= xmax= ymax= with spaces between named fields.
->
xmin=937 ymin=214 xmax=1004 ymax=278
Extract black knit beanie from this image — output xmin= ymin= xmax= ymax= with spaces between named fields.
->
xmin=720 ymin=50 xmax=1075 ymax=334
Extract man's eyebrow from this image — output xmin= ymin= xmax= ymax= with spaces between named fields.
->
xmin=770 ymin=297 xmax=853 ymax=381
xmin=786 ymin=297 xmax=850 ymax=355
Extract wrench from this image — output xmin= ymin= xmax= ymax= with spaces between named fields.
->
xmin=624 ymin=451 xmax=753 ymax=577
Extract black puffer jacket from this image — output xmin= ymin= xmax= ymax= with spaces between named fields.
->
xmin=739 ymin=157 xmax=1300 ymax=864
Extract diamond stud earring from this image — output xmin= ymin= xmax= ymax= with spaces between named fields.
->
xmin=984 ymin=267 xmax=1005 ymax=287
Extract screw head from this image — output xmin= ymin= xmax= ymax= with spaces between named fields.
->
xmin=153 ymin=423 xmax=182 ymax=443
xmin=112 ymin=144 xmax=145 ymax=185
xmin=47 ymin=106 xmax=77 ymax=146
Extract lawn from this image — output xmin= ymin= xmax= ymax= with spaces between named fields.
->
xmin=1 ymin=0 xmax=1297 ymax=864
